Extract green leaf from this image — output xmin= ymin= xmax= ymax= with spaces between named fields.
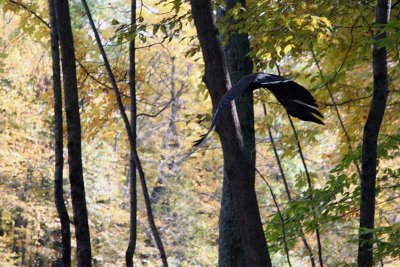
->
xmin=111 ymin=19 xmax=120 ymax=25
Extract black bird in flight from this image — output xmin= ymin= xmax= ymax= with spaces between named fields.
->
xmin=194 ymin=73 xmax=324 ymax=146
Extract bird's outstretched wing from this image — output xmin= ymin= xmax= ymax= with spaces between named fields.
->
xmin=193 ymin=74 xmax=256 ymax=146
xmin=193 ymin=73 xmax=323 ymax=146
xmin=255 ymin=73 xmax=324 ymax=125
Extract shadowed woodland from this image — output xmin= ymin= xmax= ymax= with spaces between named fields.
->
xmin=0 ymin=0 xmax=399 ymax=266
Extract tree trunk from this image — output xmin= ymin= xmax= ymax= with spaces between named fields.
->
xmin=189 ymin=1 xmax=271 ymax=266
xmin=54 ymin=0 xmax=92 ymax=266
xmin=125 ymin=0 xmax=137 ymax=265
xmin=49 ymin=0 xmax=71 ymax=266
xmin=80 ymin=1 xmax=168 ymax=264
xmin=217 ymin=1 xmax=254 ymax=266
xmin=357 ymin=1 xmax=391 ymax=266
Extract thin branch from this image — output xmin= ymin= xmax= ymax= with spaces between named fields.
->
xmin=142 ymin=4 xmax=174 ymax=15
xmin=276 ymin=64 xmax=323 ymax=266
xmin=320 ymin=94 xmax=372 ymax=107
xmin=255 ymin=168 xmax=292 ymax=267
xmin=136 ymin=84 xmax=185 ymax=118
xmin=76 ymin=60 xmax=112 ymax=90
xmin=311 ymin=41 xmax=362 ymax=178
xmin=324 ymin=18 xmax=358 ymax=86
xmin=263 ymin=105 xmax=291 ymax=198
xmin=263 ymin=103 xmax=316 ymax=267
xmin=80 ymin=1 xmax=168 ymax=266
xmin=288 ymin=115 xmax=324 ymax=267
xmin=8 ymin=0 xmax=50 ymax=27
xmin=5 ymin=1 xmax=119 ymax=97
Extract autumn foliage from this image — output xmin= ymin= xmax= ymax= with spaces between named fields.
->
xmin=0 ymin=0 xmax=399 ymax=266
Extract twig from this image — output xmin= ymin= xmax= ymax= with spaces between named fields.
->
xmin=310 ymin=40 xmax=362 ymax=178
xmin=320 ymin=94 xmax=372 ymax=107
xmin=76 ymin=60 xmax=112 ymax=90
xmin=5 ymin=1 xmax=121 ymax=97
xmin=136 ymin=84 xmax=185 ymax=118
xmin=8 ymin=0 xmax=49 ymax=27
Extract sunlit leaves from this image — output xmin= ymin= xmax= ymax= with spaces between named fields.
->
xmin=1 ymin=0 xmax=400 ymax=265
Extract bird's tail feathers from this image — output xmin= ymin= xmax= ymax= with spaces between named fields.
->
xmin=300 ymin=113 xmax=324 ymax=125
xmin=193 ymin=106 xmax=222 ymax=147
xmin=193 ymin=126 xmax=215 ymax=147
xmin=193 ymin=134 xmax=207 ymax=147
xmin=292 ymin=99 xmax=323 ymax=118
xmin=288 ymin=99 xmax=324 ymax=125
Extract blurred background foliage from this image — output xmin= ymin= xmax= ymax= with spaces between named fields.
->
xmin=0 ymin=0 xmax=399 ymax=266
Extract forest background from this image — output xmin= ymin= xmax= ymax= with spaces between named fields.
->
xmin=0 ymin=0 xmax=399 ymax=266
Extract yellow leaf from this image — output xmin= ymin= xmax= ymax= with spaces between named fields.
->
xmin=285 ymin=36 xmax=293 ymax=42
xmin=320 ymin=17 xmax=332 ymax=28
xmin=276 ymin=46 xmax=282 ymax=56
xmin=284 ymin=44 xmax=292 ymax=54
xmin=102 ymin=27 xmax=114 ymax=39
xmin=311 ymin=17 xmax=318 ymax=27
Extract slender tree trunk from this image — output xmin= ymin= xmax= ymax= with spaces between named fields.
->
xmin=216 ymin=1 xmax=253 ymax=266
xmin=287 ymin=115 xmax=324 ymax=267
xmin=263 ymin=104 xmax=316 ymax=267
xmin=54 ymin=0 xmax=92 ymax=265
xmin=0 ymin=211 xmax=4 ymax=236
xmin=125 ymin=0 xmax=137 ymax=265
xmin=189 ymin=1 xmax=271 ymax=266
xmin=357 ymin=1 xmax=391 ymax=266
xmin=49 ymin=0 xmax=71 ymax=266
xmin=80 ymin=1 xmax=168 ymax=265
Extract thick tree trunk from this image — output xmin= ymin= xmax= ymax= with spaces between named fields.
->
xmin=125 ymin=0 xmax=137 ymax=265
xmin=357 ymin=1 xmax=391 ymax=266
xmin=189 ymin=1 xmax=271 ymax=266
xmin=49 ymin=0 xmax=71 ymax=266
xmin=54 ymin=0 xmax=92 ymax=266
xmin=217 ymin=1 xmax=254 ymax=266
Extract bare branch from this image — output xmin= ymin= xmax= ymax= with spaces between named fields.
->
xmin=80 ymin=1 xmax=168 ymax=265
xmin=255 ymin=167 xmax=292 ymax=267
xmin=8 ymin=0 xmax=50 ymax=27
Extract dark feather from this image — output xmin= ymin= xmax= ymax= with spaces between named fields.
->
xmin=193 ymin=133 xmax=208 ymax=147
xmin=193 ymin=73 xmax=324 ymax=146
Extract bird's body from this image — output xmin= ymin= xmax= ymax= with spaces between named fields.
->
xmin=194 ymin=73 xmax=323 ymax=146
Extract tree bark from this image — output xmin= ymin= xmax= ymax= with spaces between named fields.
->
xmin=49 ymin=0 xmax=71 ymax=266
xmin=189 ymin=1 xmax=271 ymax=266
xmin=357 ymin=1 xmax=391 ymax=266
xmin=216 ymin=1 xmax=254 ymax=266
xmin=125 ymin=0 xmax=137 ymax=265
xmin=54 ymin=0 xmax=92 ymax=266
